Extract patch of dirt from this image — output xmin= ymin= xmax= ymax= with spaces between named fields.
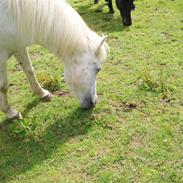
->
xmin=125 ymin=102 xmax=138 ymax=109
xmin=130 ymin=133 xmax=143 ymax=149
xmin=160 ymin=95 xmax=175 ymax=104
xmin=55 ymin=91 xmax=70 ymax=97
xmin=112 ymin=101 xmax=139 ymax=112
xmin=114 ymin=60 xmax=124 ymax=65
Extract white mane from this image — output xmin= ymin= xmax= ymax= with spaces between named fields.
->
xmin=5 ymin=0 xmax=107 ymax=59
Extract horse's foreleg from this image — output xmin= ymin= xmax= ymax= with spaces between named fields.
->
xmin=15 ymin=48 xmax=52 ymax=100
xmin=0 ymin=51 xmax=21 ymax=120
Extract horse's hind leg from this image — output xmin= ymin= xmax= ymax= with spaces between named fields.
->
xmin=0 ymin=50 xmax=22 ymax=120
xmin=14 ymin=48 xmax=52 ymax=100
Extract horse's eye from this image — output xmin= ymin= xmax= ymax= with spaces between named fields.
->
xmin=96 ymin=67 xmax=101 ymax=73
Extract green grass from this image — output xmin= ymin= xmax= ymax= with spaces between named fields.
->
xmin=0 ymin=0 xmax=183 ymax=182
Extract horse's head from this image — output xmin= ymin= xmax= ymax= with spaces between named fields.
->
xmin=64 ymin=37 xmax=109 ymax=109
xmin=116 ymin=0 xmax=135 ymax=26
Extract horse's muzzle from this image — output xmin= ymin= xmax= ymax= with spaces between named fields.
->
xmin=80 ymin=98 xmax=96 ymax=109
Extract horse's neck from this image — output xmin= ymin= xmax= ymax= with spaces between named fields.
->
xmin=7 ymin=0 xmax=92 ymax=58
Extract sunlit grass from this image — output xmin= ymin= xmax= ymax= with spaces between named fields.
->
xmin=0 ymin=0 xmax=183 ymax=182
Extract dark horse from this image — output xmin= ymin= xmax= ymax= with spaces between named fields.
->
xmin=94 ymin=0 xmax=135 ymax=26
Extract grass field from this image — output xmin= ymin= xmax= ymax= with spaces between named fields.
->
xmin=0 ymin=0 xmax=183 ymax=182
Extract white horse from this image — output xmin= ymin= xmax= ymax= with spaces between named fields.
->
xmin=0 ymin=0 xmax=109 ymax=120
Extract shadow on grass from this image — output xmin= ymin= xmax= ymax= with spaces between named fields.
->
xmin=75 ymin=2 xmax=129 ymax=33
xmin=0 ymin=102 xmax=93 ymax=182
xmin=22 ymin=97 xmax=40 ymax=117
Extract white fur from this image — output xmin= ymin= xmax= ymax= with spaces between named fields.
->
xmin=0 ymin=0 xmax=109 ymax=119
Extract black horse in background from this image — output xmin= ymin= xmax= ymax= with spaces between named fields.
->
xmin=94 ymin=0 xmax=135 ymax=26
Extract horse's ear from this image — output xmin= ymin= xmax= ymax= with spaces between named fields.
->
xmin=96 ymin=36 xmax=107 ymax=57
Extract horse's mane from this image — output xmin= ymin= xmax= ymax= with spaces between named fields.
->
xmin=6 ymin=0 xmax=104 ymax=59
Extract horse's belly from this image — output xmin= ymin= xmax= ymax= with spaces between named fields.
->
xmin=0 ymin=31 xmax=16 ymax=50
xmin=0 ymin=2 xmax=17 ymax=51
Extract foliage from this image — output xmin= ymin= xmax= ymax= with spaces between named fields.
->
xmin=37 ymin=72 xmax=61 ymax=92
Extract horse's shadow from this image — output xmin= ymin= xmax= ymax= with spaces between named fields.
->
xmin=75 ymin=2 xmax=129 ymax=33
xmin=0 ymin=99 xmax=93 ymax=182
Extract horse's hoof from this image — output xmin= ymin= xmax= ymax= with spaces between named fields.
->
xmin=109 ymin=10 xmax=114 ymax=14
xmin=8 ymin=112 xmax=22 ymax=121
xmin=40 ymin=92 xmax=53 ymax=101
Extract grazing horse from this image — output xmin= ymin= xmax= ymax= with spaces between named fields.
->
xmin=0 ymin=0 xmax=109 ymax=120
xmin=95 ymin=0 xmax=135 ymax=26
